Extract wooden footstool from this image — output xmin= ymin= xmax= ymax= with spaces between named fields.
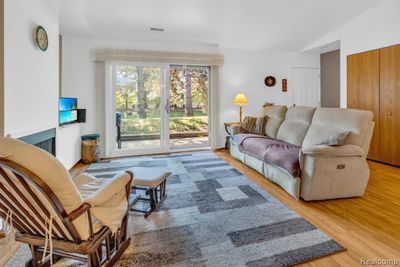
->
xmin=127 ymin=167 xmax=171 ymax=218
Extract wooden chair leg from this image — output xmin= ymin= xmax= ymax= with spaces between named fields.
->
xmin=121 ymin=214 xmax=128 ymax=241
xmin=96 ymin=244 xmax=102 ymax=265
xmin=26 ymin=245 xmax=40 ymax=267
xmin=106 ymin=236 xmax=131 ymax=267
xmin=149 ymin=188 xmax=156 ymax=210
xmin=26 ymin=245 xmax=50 ymax=267
xmin=116 ymin=231 xmax=120 ymax=251
xmin=94 ymin=251 xmax=101 ymax=266
xmin=88 ymin=251 xmax=101 ymax=267
xmin=106 ymin=235 xmax=111 ymax=261
xmin=87 ymin=254 xmax=93 ymax=267
xmin=163 ymin=180 xmax=167 ymax=198
xmin=154 ymin=187 xmax=159 ymax=206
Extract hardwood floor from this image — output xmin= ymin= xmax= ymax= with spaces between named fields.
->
xmin=71 ymin=149 xmax=400 ymax=266
xmin=215 ymin=149 xmax=400 ymax=266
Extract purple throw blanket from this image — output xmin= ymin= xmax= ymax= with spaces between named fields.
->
xmin=233 ymin=134 xmax=301 ymax=177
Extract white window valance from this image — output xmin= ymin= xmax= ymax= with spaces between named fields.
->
xmin=91 ymin=49 xmax=224 ymax=66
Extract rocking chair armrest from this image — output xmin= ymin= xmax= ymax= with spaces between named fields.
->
xmin=83 ymin=172 xmax=133 ymax=207
xmin=68 ymin=203 xmax=92 ymax=221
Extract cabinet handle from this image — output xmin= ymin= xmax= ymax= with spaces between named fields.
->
xmin=387 ymin=112 xmax=393 ymax=116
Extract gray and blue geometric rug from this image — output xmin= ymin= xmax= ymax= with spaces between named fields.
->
xmin=85 ymin=151 xmax=345 ymax=267
xmin=6 ymin=151 xmax=344 ymax=267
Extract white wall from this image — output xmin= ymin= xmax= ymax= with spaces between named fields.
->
xmin=56 ymin=123 xmax=82 ymax=169
xmin=4 ymin=0 xmax=59 ymax=138
xmin=62 ymin=36 xmax=221 ymax=152
xmin=3 ymin=0 xmax=82 ymax=169
xmin=0 ymin=0 xmax=58 ymax=257
xmin=304 ymin=0 xmax=400 ymax=107
xmin=62 ymin=36 xmax=319 ymax=149
xmin=219 ymin=49 xmax=319 ymax=146
xmin=62 ymin=37 xmax=220 ymax=135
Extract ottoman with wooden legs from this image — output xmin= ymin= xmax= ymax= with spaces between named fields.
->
xmin=128 ymin=167 xmax=171 ymax=218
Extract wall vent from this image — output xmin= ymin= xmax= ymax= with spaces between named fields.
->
xmin=150 ymin=27 xmax=164 ymax=32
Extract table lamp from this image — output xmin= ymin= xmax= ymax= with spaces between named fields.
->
xmin=233 ymin=93 xmax=248 ymax=122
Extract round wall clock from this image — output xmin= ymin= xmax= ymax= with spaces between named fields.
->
xmin=34 ymin=26 xmax=49 ymax=51
xmin=264 ymin=76 xmax=276 ymax=87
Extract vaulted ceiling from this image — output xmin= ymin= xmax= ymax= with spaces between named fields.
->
xmin=59 ymin=0 xmax=382 ymax=51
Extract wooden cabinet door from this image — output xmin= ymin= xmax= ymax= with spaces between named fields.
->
xmin=347 ymin=49 xmax=380 ymax=160
xmin=380 ymin=44 xmax=400 ymax=166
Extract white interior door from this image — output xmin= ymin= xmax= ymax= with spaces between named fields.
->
xmin=291 ymin=67 xmax=321 ymax=107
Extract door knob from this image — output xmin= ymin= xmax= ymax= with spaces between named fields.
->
xmin=387 ymin=112 xmax=393 ymax=116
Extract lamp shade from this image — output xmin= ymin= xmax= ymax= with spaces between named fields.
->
xmin=233 ymin=93 xmax=248 ymax=106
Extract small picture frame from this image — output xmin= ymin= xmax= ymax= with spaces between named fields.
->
xmin=282 ymin=79 xmax=287 ymax=92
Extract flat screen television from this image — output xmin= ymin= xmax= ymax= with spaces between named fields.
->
xmin=59 ymin=97 xmax=78 ymax=125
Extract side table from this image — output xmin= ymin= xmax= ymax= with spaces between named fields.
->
xmin=224 ymin=122 xmax=240 ymax=149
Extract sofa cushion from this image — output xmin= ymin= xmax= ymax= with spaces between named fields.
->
xmin=231 ymin=133 xmax=266 ymax=145
xmin=238 ymin=136 xmax=301 ymax=177
xmin=264 ymin=143 xmax=301 ymax=177
xmin=241 ymin=116 xmax=266 ymax=135
xmin=263 ymin=105 xmax=287 ymax=138
xmin=302 ymin=108 xmax=374 ymax=150
xmin=315 ymin=131 xmax=350 ymax=146
xmin=238 ymin=135 xmax=282 ymax=159
xmin=277 ymin=106 xmax=316 ymax=146
xmin=73 ymin=172 xmax=131 ymax=234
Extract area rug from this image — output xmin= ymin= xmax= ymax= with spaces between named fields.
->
xmin=6 ymin=151 xmax=344 ymax=267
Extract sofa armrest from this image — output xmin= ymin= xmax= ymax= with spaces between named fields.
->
xmin=82 ymin=171 xmax=133 ymax=206
xmin=302 ymin=145 xmax=365 ymax=157
xmin=226 ymin=123 xmax=242 ymax=136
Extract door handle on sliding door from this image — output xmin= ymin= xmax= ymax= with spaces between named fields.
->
xmin=165 ymin=101 xmax=170 ymax=114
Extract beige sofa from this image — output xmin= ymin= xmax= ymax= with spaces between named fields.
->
xmin=228 ymin=106 xmax=374 ymax=201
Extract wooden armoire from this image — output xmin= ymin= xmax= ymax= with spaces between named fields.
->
xmin=347 ymin=44 xmax=400 ymax=166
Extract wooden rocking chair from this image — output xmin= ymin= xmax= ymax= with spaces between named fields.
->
xmin=0 ymin=137 xmax=133 ymax=266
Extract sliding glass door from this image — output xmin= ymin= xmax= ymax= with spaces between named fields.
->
xmin=108 ymin=63 xmax=210 ymax=157
xmin=111 ymin=63 xmax=166 ymax=155
xmin=169 ymin=65 xmax=210 ymax=147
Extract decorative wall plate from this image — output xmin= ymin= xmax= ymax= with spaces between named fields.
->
xmin=264 ymin=76 xmax=276 ymax=87
xmin=34 ymin=26 xmax=48 ymax=51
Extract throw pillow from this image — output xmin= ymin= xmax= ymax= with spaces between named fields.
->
xmin=315 ymin=131 xmax=350 ymax=146
xmin=241 ymin=116 xmax=266 ymax=135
